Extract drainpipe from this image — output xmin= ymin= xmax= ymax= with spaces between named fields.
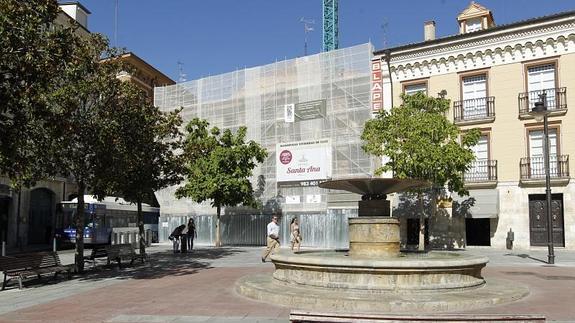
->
xmin=383 ymin=49 xmax=393 ymax=108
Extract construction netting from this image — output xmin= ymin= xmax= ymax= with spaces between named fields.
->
xmin=154 ymin=43 xmax=374 ymax=225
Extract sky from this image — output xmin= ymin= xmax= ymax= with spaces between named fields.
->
xmin=77 ymin=0 xmax=575 ymax=82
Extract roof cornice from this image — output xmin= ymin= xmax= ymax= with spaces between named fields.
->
xmin=374 ymin=10 xmax=575 ymax=58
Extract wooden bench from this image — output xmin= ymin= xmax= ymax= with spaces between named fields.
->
xmin=106 ymin=244 xmax=146 ymax=268
xmin=289 ymin=311 xmax=546 ymax=322
xmin=0 ymin=252 xmax=73 ymax=290
xmin=83 ymin=246 xmax=109 ymax=269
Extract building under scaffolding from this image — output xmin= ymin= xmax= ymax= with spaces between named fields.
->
xmin=154 ymin=43 xmax=374 ymax=248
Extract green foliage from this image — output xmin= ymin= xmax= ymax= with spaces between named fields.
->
xmin=362 ymin=92 xmax=480 ymax=196
xmin=0 ymin=0 xmax=76 ymax=186
xmin=176 ymin=118 xmax=267 ymax=246
xmin=92 ymin=82 xmax=183 ymax=255
xmin=176 ymin=118 xmax=268 ymax=209
xmin=48 ymin=33 xmax=125 ymax=272
xmin=49 ymin=34 xmax=124 ymax=189
xmin=94 ymin=82 xmax=183 ymax=202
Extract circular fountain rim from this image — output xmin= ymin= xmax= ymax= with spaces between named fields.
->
xmin=236 ymin=275 xmax=530 ymax=313
xmin=271 ymin=250 xmax=489 ymax=269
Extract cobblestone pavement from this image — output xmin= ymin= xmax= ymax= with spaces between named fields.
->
xmin=0 ymin=244 xmax=573 ymax=322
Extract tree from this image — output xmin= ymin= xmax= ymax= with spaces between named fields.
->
xmin=0 ymin=0 xmax=76 ymax=186
xmin=48 ymin=34 xmax=124 ymax=272
xmin=361 ymin=92 xmax=480 ymax=251
xmin=94 ymin=82 xmax=183 ymax=256
xmin=175 ymin=118 xmax=268 ymax=247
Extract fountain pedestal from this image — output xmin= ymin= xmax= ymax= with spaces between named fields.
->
xmin=348 ymin=217 xmax=400 ymax=258
xmin=236 ymin=178 xmax=529 ymax=312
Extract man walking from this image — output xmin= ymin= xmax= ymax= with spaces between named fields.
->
xmin=262 ymin=215 xmax=280 ymax=262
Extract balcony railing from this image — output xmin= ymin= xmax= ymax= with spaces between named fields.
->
xmin=520 ymin=155 xmax=570 ymax=180
xmin=518 ymin=87 xmax=567 ymax=115
xmin=464 ymin=160 xmax=497 ymax=182
xmin=454 ymin=97 xmax=495 ymax=123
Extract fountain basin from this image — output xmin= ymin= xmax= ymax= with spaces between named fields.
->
xmin=271 ymin=250 xmax=488 ymax=292
xmin=236 ymin=178 xmax=529 ymax=312
xmin=236 ymin=273 xmax=529 ymax=313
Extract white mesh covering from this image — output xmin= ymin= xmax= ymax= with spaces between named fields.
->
xmin=154 ymin=43 xmax=374 ymax=217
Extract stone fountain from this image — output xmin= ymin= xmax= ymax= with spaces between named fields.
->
xmin=236 ymin=178 xmax=528 ymax=312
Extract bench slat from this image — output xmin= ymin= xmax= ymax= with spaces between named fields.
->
xmin=0 ymin=252 xmax=72 ymax=290
xmin=106 ymin=244 xmax=145 ymax=268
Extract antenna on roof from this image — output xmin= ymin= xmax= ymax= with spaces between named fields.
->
xmin=381 ymin=18 xmax=389 ymax=49
xmin=300 ymin=17 xmax=315 ymax=56
xmin=177 ymin=61 xmax=187 ymax=83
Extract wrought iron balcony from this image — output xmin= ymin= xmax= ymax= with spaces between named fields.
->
xmin=454 ymin=97 xmax=495 ymax=124
xmin=520 ymin=155 xmax=570 ymax=180
xmin=464 ymin=160 xmax=497 ymax=183
xmin=518 ymin=87 xmax=567 ymax=116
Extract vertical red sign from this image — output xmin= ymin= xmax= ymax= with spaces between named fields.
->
xmin=371 ymin=60 xmax=383 ymax=112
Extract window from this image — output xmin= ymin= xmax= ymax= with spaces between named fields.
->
xmin=466 ymin=134 xmax=490 ymax=181
xmin=461 ymin=74 xmax=487 ymax=119
xmin=529 ymin=128 xmax=558 ymax=176
xmin=527 ymin=63 xmax=557 ymax=108
xmin=472 ymin=134 xmax=489 ymax=162
xmin=466 ymin=18 xmax=482 ymax=32
xmin=404 ymin=82 xmax=427 ymax=96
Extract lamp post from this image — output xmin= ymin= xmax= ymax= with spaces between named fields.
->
xmin=529 ymin=91 xmax=555 ymax=264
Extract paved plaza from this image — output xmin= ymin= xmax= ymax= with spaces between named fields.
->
xmin=0 ymin=244 xmax=574 ymax=322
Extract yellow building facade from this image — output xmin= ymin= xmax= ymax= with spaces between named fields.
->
xmin=373 ymin=3 xmax=575 ymax=249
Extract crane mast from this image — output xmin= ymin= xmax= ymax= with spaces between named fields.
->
xmin=322 ymin=0 xmax=339 ymax=52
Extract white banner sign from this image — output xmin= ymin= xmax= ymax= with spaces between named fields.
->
xmin=285 ymin=195 xmax=301 ymax=204
xmin=306 ymin=194 xmax=321 ymax=204
xmin=276 ymin=139 xmax=332 ymax=185
xmin=284 ymin=104 xmax=295 ymax=123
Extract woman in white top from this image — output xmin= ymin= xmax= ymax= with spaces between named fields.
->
xmin=290 ymin=217 xmax=301 ymax=252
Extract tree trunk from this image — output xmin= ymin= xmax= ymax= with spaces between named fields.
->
xmin=215 ymin=206 xmax=221 ymax=247
xmin=137 ymin=198 xmax=146 ymax=257
xmin=418 ymin=192 xmax=425 ymax=252
xmin=430 ymin=188 xmax=438 ymax=249
xmin=74 ymin=182 xmax=85 ymax=273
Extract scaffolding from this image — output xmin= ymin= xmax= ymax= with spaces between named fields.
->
xmin=154 ymin=43 xmax=374 ymax=222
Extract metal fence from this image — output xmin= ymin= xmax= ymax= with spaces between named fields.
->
xmin=518 ymin=87 xmax=567 ymax=115
xmin=453 ymin=96 xmax=495 ymax=123
xmin=520 ymin=155 xmax=570 ymax=179
xmin=159 ymin=209 xmax=357 ymax=249
xmin=464 ymin=160 xmax=497 ymax=182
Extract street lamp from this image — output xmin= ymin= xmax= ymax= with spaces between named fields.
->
xmin=529 ymin=91 xmax=555 ymax=265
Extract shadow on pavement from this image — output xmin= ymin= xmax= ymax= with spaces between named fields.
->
xmin=505 ymin=253 xmax=548 ymax=264
xmin=78 ymin=247 xmax=247 ymax=282
xmin=503 ymin=271 xmax=575 ymax=280
xmin=2 ymin=247 xmax=247 ymax=290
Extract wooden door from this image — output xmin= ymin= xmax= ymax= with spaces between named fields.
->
xmin=529 ymin=194 xmax=564 ymax=247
